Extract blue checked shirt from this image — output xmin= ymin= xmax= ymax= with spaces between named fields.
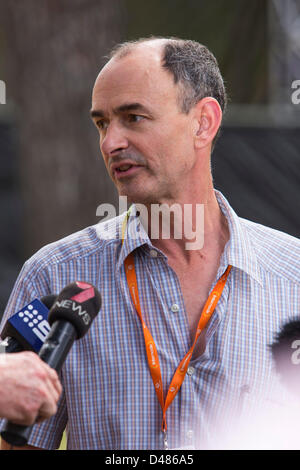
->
xmin=0 ymin=191 xmax=299 ymax=449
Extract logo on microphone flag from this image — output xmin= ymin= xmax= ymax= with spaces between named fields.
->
xmin=72 ymin=282 xmax=95 ymax=303
xmin=11 ymin=299 xmax=51 ymax=352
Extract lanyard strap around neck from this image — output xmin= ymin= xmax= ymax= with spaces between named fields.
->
xmin=122 ymin=210 xmax=232 ymax=431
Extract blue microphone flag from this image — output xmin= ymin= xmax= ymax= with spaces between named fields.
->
xmin=7 ymin=299 xmax=51 ymax=353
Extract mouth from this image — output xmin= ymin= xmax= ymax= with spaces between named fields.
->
xmin=111 ymin=162 xmax=143 ymax=179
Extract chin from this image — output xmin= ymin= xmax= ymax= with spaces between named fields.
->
xmin=127 ymin=195 xmax=153 ymax=206
xmin=118 ymin=187 xmax=155 ymax=206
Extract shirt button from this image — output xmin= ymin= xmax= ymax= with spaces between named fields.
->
xmin=186 ymin=430 xmax=194 ymax=440
xmin=149 ymin=249 xmax=158 ymax=258
xmin=171 ymin=303 xmax=180 ymax=313
xmin=187 ymin=366 xmax=195 ymax=376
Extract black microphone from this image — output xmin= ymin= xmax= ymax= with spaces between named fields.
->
xmin=271 ymin=320 xmax=300 ymax=395
xmin=0 ymin=295 xmax=57 ymax=353
xmin=0 ymin=281 xmax=102 ymax=447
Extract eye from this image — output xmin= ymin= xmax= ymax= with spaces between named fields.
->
xmin=127 ymin=114 xmax=145 ymax=123
xmin=96 ymin=120 xmax=109 ymax=131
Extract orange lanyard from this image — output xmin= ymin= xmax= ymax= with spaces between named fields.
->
xmin=122 ymin=210 xmax=232 ymax=435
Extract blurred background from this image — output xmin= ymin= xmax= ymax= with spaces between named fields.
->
xmin=0 ymin=0 xmax=299 ymax=316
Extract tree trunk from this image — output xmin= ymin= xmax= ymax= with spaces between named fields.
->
xmin=0 ymin=0 xmax=125 ymax=257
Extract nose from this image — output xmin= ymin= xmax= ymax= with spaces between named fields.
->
xmin=100 ymin=121 xmax=129 ymax=157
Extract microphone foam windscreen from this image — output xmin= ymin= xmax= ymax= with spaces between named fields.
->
xmin=48 ymin=282 xmax=102 ymax=339
xmin=41 ymin=294 xmax=57 ymax=310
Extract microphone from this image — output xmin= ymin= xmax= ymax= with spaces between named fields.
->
xmin=0 ymin=295 xmax=57 ymax=353
xmin=271 ymin=320 xmax=300 ymax=395
xmin=0 ymin=281 xmax=101 ymax=447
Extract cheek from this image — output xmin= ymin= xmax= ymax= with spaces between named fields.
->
xmin=99 ymin=137 xmax=108 ymax=164
xmin=99 ymin=135 xmax=105 ymax=153
xmin=157 ymin=131 xmax=189 ymax=167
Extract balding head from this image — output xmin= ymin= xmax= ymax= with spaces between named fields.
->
xmin=105 ymin=37 xmax=226 ymax=148
xmin=108 ymin=37 xmax=168 ymax=61
xmin=108 ymin=37 xmax=227 ymax=114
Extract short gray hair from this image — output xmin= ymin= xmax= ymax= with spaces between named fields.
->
xmin=109 ymin=37 xmax=227 ymax=144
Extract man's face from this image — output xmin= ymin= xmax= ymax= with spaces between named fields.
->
xmin=91 ymin=47 xmax=196 ymax=205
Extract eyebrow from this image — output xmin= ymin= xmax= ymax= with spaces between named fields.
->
xmin=90 ymin=102 xmax=150 ymax=119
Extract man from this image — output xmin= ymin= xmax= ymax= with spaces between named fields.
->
xmin=0 ymin=37 xmax=299 ymax=450
xmin=0 ymin=352 xmax=62 ymax=425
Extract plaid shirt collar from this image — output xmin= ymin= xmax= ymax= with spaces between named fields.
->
xmin=117 ymin=190 xmax=263 ymax=286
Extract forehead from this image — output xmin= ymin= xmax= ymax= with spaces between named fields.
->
xmin=92 ymin=48 xmax=179 ymax=111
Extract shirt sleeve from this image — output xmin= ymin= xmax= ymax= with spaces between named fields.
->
xmin=0 ymin=259 xmax=68 ymax=450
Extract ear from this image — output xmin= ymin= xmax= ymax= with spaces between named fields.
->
xmin=192 ymin=98 xmax=222 ymax=149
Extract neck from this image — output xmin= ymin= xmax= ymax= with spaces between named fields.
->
xmin=137 ymin=188 xmax=229 ymax=262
